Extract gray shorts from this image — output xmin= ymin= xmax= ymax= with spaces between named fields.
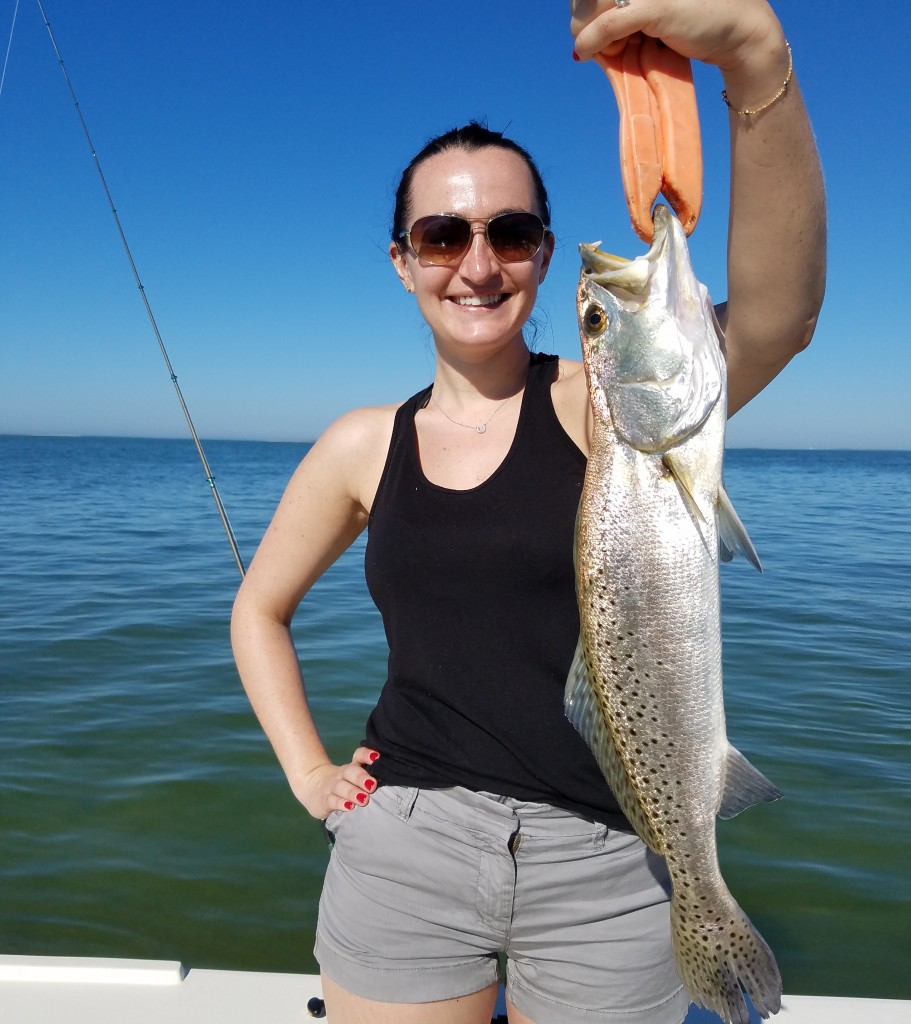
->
xmin=315 ymin=785 xmax=687 ymax=1024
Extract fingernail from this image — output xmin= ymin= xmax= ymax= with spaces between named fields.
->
xmin=364 ymin=779 xmax=376 ymax=791
xmin=572 ymin=49 xmax=580 ymax=62
xmin=369 ymin=751 xmax=380 ymax=762
xmin=344 ymin=801 xmax=355 ymax=811
xmin=356 ymin=793 xmax=368 ymax=805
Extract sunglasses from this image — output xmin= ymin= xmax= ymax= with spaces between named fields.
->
xmin=397 ymin=211 xmax=548 ymax=266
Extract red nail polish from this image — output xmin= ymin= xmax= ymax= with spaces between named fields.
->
xmin=364 ymin=778 xmax=376 ymax=791
xmin=344 ymin=801 xmax=354 ymax=811
xmin=572 ymin=49 xmax=580 ymax=62
xmin=356 ymin=792 xmax=367 ymax=804
xmin=369 ymin=751 xmax=380 ymax=762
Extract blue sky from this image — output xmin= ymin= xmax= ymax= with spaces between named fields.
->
xmin=1 ymin=0 xmax=908 ymax=449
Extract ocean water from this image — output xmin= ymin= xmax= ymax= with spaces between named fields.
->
xmin=1 ymin=436 xmax=909 ymax=1002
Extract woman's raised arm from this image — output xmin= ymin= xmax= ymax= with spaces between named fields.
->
xmin=571 ymin=0 xmax=827 ymax=414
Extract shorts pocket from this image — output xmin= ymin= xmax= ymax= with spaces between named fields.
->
xmin=323 ymin=808 xmax=345 ymax=839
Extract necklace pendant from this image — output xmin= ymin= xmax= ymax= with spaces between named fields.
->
xmin=475 ymin=424 xmax=487 ymax=434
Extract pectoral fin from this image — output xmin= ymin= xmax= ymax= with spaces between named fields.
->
xmin=663 ymin=451 xmax=707 ymax=523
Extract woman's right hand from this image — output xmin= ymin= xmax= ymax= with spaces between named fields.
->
xmin=294 ymin=747 xmax=380 ymax=820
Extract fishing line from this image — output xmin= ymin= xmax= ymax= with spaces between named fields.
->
xmin=0 ymin=0 xmax=21 ymax=97
xmin=33 ymin=0 xmax=246 ymax=577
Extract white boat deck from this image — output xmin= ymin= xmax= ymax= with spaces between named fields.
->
xmin=1 ymin=955 xmax=908 ymax=1023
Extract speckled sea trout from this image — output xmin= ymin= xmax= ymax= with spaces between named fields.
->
xmin=566 ymin=205 xmax=782 ymax=1024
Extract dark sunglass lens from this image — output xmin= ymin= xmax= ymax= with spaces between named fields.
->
xmin=410 ymin=216 xmax=471 ymax=264
xmin=487 ymin=213 xmax=545 ymax=262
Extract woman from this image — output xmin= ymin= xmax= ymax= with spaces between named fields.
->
xmin=231 ymin=1 xmax=826 ymax=1021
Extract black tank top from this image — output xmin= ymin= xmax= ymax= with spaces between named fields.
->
xmin=364 ymin=353 xmax=629 ymax=828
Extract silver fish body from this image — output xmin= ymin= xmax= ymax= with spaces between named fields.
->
xmin=567 ymin=205 xmax=782 ymax=1023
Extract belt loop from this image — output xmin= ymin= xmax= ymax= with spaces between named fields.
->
xmin=395 ymin=786 xmax=419 ymax=821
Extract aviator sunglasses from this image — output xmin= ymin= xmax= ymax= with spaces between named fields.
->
xmin=397 ymin=211 xmax=548 ymax=266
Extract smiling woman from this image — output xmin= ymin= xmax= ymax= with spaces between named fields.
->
xmin=390 ymin=132 xmax=553 ymax=356
xmin=230 ymin=1 xmax=826 ymax=1021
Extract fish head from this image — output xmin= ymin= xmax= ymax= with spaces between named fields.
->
xmin=577 ymin=206 xmax=725 ymax=453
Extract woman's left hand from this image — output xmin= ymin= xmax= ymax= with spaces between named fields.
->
xmin=570 ymin=0 xmax=785 ymax=77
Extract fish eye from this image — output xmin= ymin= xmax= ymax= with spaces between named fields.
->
xmin=583 ymin=305 xmax=607 ymax=338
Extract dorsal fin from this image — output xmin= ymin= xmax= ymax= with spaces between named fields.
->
xmin=717 ymin=484 xmax=762 ymax=571
xmin=718 ymin=743 xmax=781 ymax=819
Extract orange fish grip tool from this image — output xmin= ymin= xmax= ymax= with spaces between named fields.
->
xmin=595 ymin=34 xmax=703 ymax=243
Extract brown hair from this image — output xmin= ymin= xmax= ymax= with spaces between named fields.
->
xmin=391 ymin=121 xmax=552 ymax=244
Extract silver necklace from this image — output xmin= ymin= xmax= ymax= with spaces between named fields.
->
xmin=431 ymin=391 xmax=517 ymax=434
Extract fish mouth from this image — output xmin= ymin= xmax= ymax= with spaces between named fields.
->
xmin=581 ymin=244 xmax=650 ymax=295
xmin=448 ymin=293 xmax=508 ymax=308
xmin=580 ymin=205 xmax=673 ymax=293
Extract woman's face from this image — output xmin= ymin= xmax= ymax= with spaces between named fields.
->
xmin=390 ymin=146 xmax=554 ymax=361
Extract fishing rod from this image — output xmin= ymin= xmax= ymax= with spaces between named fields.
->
xmin=29 ymin=0 xmax=246 ymax=578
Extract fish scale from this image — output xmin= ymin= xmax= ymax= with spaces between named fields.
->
xmin=566 ymin=206 xmax=782 ymax=1024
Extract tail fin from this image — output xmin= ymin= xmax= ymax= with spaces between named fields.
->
xmin=671 ymin=889 xmax=781 ymax=1023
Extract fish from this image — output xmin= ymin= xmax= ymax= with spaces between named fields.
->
xmin=566 ymin=204 xmax=782 ymax=1023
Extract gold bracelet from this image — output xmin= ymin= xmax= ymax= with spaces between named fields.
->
xmin=722 ymin=42 xmax=793 ymax=116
